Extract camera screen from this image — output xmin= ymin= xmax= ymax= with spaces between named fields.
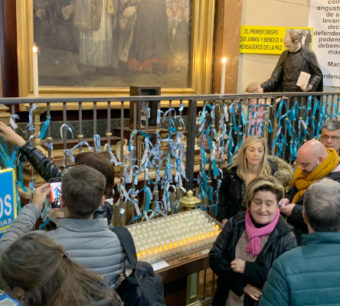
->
xmin=50 ymin=182 xmax=62 ymax=208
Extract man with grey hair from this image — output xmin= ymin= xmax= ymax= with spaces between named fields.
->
xmin=260 ymin=29 xmax=322 ymax=92
xmin=320 ymin=120 xmax=340 ymax=154
xmin=260 ymin=179 xmax=340 ymax=305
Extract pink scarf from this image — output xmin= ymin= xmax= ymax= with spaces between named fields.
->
xmin=245 ymin=209 xmax=280 ymax=257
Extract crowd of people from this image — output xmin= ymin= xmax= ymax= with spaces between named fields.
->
xmin=0 ymin=29 xmax=339 ymax=305
xmin=209 ymin=119 xmax=340 ymax=305
xmin=1 ymin=117 xmax=340 ymax=305
xmin=0 ymin=122 xmax=124 ymax=304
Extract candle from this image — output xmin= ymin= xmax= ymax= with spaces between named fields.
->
xmin=32 ymin=44 xmax=39 ymax=97
xmin=220 ymin=57 xmax=227 ymax=94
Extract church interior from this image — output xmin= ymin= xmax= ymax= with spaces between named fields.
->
xmin=0 ymin=0 xmax=340 ymax=305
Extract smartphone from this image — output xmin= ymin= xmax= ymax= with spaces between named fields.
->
xmin=50 ymin=178 xmax=62 ymax=208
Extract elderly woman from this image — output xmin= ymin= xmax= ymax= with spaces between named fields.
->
xmin=217 ymin=136 xmax=277 ymax=224
xmin=210 ymin=176 xmax=297 ymax=306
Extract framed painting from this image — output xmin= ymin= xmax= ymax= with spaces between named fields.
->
xmin=16 ymin=0 xmax=215 ymax=98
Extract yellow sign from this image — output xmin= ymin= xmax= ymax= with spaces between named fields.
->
xmin=240 ymin=26 xmax=314 ymax=55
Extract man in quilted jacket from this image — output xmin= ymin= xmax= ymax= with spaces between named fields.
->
xmin=260 ymin=179 xmax=340 ymax=305
xmin=0 ymin=165 xmax=123 ymax=287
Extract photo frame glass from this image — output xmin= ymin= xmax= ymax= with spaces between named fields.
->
xmin=34 ymin=0 xmax=192 ymax=88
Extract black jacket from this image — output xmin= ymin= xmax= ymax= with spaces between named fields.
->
xmin=20 ymin=141 xmax=62 ymax=180
xmin=217 ymin=166 xmax=245 ymax=221
xmin=209 ymin=212 xmax=297 ymax=306
xmin=19 ymin=141 xmax=113 ymax=223
xmin=217 ymin=159 xmax=279 ymax=222
xmin=261 ymin=45 xmax=323 ymax=92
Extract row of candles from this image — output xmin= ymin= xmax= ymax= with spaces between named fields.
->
xmin=127 ymin=210 xmax=222 ymax=263
xmin=32 ymin=43 xmax=228 ymax=95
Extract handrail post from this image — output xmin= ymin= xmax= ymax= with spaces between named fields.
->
xmin=185 ymin=99 xmax=197 ymax=191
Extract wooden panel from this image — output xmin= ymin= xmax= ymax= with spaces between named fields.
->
xmin=0 ymin=0 xmax=3 ymax=97
xmin=1 ymin=0 xmax=18 ymax=97
xmin=158 ymin=247 xmax=210 ymax=283
xmin=0 ymin=43 xmax=2 ymax=97
xmin=157 ymin=246 xmax=211 ymax=305
xmin=212 ymin=0 xmax=243 ymax=94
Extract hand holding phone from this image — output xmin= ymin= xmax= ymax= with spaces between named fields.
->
xmin=32 ymin=184 xmax=50 ymax=210
xmin=50 ymin=179 xmax=62 ymax=208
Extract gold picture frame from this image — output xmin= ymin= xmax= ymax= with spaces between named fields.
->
xmin=16 ymin=0 xmax=215 ymax=99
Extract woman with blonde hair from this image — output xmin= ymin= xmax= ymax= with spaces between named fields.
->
xmin=217 ymin=136 xmax=277 ymax=224
xmin=0 ymin=232 xmax=121 ymax=306
xmin=210 ymin=176 xmax=296 ymax=305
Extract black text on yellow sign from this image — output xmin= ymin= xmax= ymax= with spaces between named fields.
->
xmin=239 ymin=26 xmax=314 ymax=55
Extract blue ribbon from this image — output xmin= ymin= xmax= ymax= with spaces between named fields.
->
xmin=228 ymin=127 xmax=234 ymax=165
xmin=94 ymin=134 xmax=101 ymax=152
xmin=9 ymin=114 xmax=20 ymax=130
xmin=27 ymin=104 xmax=37 ymax=132
xmin=39 ymin=218 xmax=52 ymax=229
xmin=65 ymin=141 xmax=92 ymax=163
xmin=38 ymin=116 xmax=50 ymax=139
xmin=276 ymin=99 xmax=287 ymax=119
xmin=311 ymin=98 xmax=320 ymax=138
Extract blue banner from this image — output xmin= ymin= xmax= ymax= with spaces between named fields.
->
xmin=0 ymin=168 xmax=17 ymax=238
xmin=0 ymin=290 xmax=19 ymax=305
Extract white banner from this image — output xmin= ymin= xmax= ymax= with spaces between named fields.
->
xmin=308 ymin=0 xmax=340 ymax=87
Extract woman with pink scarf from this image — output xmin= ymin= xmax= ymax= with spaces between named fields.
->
xmin=209 ymin=177 xmax=297 ymax=306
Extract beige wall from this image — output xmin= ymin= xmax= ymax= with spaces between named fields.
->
xmin=237 ymin=0 xmax=310 ymax=93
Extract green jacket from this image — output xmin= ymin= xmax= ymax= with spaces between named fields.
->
xmin=260 ymin=232 xmax=340 ymax=306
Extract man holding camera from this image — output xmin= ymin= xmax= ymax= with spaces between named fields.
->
xmin=0 ymin=165 xmax=123 ymax=286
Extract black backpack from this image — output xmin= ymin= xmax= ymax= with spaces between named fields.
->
xmin=112 ymin=226 xmax=166 ymax=306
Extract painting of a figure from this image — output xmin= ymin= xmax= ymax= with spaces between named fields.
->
xmin=33 ymin=0 xmax=191 ymax=88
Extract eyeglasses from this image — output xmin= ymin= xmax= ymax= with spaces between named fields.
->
xmin=320 ymin=135 xmax=340 ymax=141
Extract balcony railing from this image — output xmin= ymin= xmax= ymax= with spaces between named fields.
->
xmin=0 ymin=92 xmax=339 ymax=223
